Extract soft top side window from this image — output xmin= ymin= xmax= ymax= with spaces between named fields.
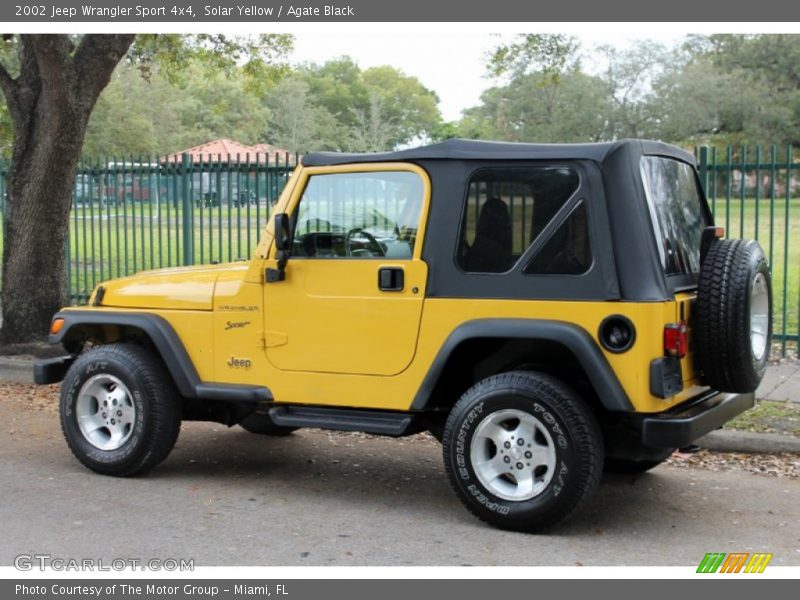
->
xmin=457 ymin=167 xmax=581 ymax=273
xmin=523 ymin=201 xmax=592 ymax=275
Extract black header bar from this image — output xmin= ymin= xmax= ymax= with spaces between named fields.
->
xmin=3 ymin=0 xmax=800 ymax=22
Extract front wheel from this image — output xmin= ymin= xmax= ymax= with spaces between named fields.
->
xmin=60 ymin=343 xmax=181 ymax=476
xmin=442 ymin=371 xmax=603 ymax=532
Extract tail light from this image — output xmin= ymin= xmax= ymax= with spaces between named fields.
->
xmin=664 ymin=322 xmax=688 ymax=358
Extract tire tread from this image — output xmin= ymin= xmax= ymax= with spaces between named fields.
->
xmin=442 ymin=370 xmax=603 ymax=531
xmin=60 ymin=343 xmax=181 ymax=477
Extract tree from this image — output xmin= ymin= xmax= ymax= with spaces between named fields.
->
xmin=0 ymin=34 xmax=292 ymax=345
xmin=426 ymin=120 xmax=463 ymax=143
xmin=296 ymin=57 xmax=441 ymax=150
xmin=172 ymin=62 xmax=271 ymax=150
xmin=463 ymin=33 xmax=613 ymax=143
xmin=265 ymin=76 xmax=342 ymax=153
xmin=297 ymin=56 xmax=369 ymax=137
xmin=487 ymin=34 xmax=580 ymax=82
xmin=81 ymin=63 xmax=175 ymax=156
xmin=648 ymin=55 xmax=760 ymax=146
xmin=361 ymin=66 xmax=440 ymax=147
xmin=460 ymin=70 xmax=613 ymax=143
xmin=348 ymin=92 xmax=396 ymax=152
xmin=682 ymin=34 xmax=800 ymax=147
xmin=0 ymin=35 xmax=135 ymax=346
xmin=598 ymin=41 xmax=671 ymax=139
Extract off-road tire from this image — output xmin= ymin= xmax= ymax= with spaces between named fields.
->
xmin=239 ymin=412 xmax=297 ymax=436
xmin=695 ymin=238 xmax=772 ymax=392
xmin=442 ymin=371 xmax=603 ymax=532
xmin=60 ymin=343 xmax=181 ymax=476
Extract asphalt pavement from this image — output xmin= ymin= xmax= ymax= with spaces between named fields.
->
xmin=1 ymin=401 xmax=798 ymax=567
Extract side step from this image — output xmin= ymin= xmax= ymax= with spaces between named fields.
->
xmin=269 ymin=405 xmax=418 ymax=437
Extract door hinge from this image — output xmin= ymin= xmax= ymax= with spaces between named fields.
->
xmin=263 ymin=331 xmax=288 ymax=348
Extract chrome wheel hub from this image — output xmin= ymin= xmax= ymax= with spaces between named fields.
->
xmin=75 ymin=374 xmax=136 ymax=451
xmin=470 ymin=408 xmax=557 ymax=501
xmin=750 ymin=272 xmax=769 ymax=361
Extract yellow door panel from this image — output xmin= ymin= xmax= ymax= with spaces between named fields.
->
xmin=265 ymin=259 xmax=427 ymax=375
xmin=264 ymin=162 xmax=431 ymax=378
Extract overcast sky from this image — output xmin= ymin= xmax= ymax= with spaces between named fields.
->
xmin=289 ymin=31 xmax=685 ymax=122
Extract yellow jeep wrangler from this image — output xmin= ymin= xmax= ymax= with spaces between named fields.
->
xmin=35 ymin=139 xmax=771 ymax=532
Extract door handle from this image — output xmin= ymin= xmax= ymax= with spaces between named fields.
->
xmin=378 ymin=267 xmax=404 ymax=291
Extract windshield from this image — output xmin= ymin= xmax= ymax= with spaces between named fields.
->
xmin=640 ymin=156 xmax=709 ymax=276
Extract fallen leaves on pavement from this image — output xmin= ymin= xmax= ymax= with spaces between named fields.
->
xmin=666 ymin=449 xmax=800 ymax=479
xmin=0 ymin=381 xmax=59 ymax=412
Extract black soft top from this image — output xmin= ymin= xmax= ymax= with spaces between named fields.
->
xmin=302 ymin=138 xmax=695 ymax=167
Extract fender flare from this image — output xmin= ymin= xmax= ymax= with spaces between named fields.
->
xmin=410 ymin=318 xmax=634 ymax=412
xmin=50 ymin=310 xmax=270 ymax=403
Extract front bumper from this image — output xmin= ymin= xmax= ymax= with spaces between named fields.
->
xmin=641 ymin=390 xmax=756 ymax=448
xmin=33 ymin=355 xmax=75 ymax=385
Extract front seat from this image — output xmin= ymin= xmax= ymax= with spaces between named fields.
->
xmin=464 ymin=197 xmax=512 ymax=272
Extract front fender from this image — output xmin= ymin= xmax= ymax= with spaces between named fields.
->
xmin=48 ymin=310 xmax=200 ymax=398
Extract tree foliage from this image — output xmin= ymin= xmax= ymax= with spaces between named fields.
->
xmin=458 ymin=33 xmax=800 ymax=149
xmin=487 ymin=34 xmax=580 ymax=83
xmin=77 ymin=54 xmax=441 ymax=156
xmin=265 ymin=76 xmax=343 ymax=152
xmin=292 ymin=57 xmax=440 ymax=151
xmin=461 ymin=70 xmax=612 ymax=143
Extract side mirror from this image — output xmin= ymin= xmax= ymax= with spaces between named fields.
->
xmin=274 ymin=213 xmax=292 ymax=253
xmin=266 ymin=213 xmax=291 ymax=283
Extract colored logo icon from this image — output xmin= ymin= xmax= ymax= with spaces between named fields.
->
xmin=697 ymin=552 xmax=773 ymax=573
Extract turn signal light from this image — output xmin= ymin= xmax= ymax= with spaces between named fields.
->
xmin=664 ymin=322 xmax=688 ymax=358
xmin=50 ymin=318 xmax=65 ymax=336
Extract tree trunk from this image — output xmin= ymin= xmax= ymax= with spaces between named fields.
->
xmin=1 ymin=110 xmax=85 ymax=343
xmin=0 ymin=34 xmax=134 ymax=344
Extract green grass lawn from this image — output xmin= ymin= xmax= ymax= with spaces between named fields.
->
xmin=727 ymin=399 xmax=800 ymax=436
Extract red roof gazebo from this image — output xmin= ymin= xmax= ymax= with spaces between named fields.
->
xmin=162 ymin=139 xmax=293 ymax=164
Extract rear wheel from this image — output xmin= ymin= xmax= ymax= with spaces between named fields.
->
xmin=442 ymin=371 xmax=603 ymax=532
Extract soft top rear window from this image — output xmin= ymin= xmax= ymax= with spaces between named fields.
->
xmin=640 ymin=156 xmax=709 ymax=276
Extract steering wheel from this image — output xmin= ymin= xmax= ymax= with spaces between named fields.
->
xmin=346 ymin=228 xmax=385 ymax=257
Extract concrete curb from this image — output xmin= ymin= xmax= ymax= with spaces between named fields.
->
xmin=1 ymin=356 xmax=799 ymax=454
xmin=0 ymin=357 xmax=36 ymax=384
xmin=696 ymin=429 xmax=800 ymax=454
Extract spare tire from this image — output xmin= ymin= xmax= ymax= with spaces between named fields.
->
xmin=695 ymin=238 xmax=772 ymax=392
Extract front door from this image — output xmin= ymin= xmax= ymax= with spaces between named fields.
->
xmin=264 ymin=164 xmax=430 ymax=376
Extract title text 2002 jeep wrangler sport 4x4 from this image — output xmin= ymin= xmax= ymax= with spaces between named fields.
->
xmin=36 ymin=139 xmax=772 ymax=532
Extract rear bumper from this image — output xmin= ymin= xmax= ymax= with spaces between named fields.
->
xmin=33 ymin=355 xmax=75 ymax=385
xmin=641 ymin=390 xmax=756 ymax=448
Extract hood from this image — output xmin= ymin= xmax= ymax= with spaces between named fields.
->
xmin=94 ymin=264 xmax=231 ymax=311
